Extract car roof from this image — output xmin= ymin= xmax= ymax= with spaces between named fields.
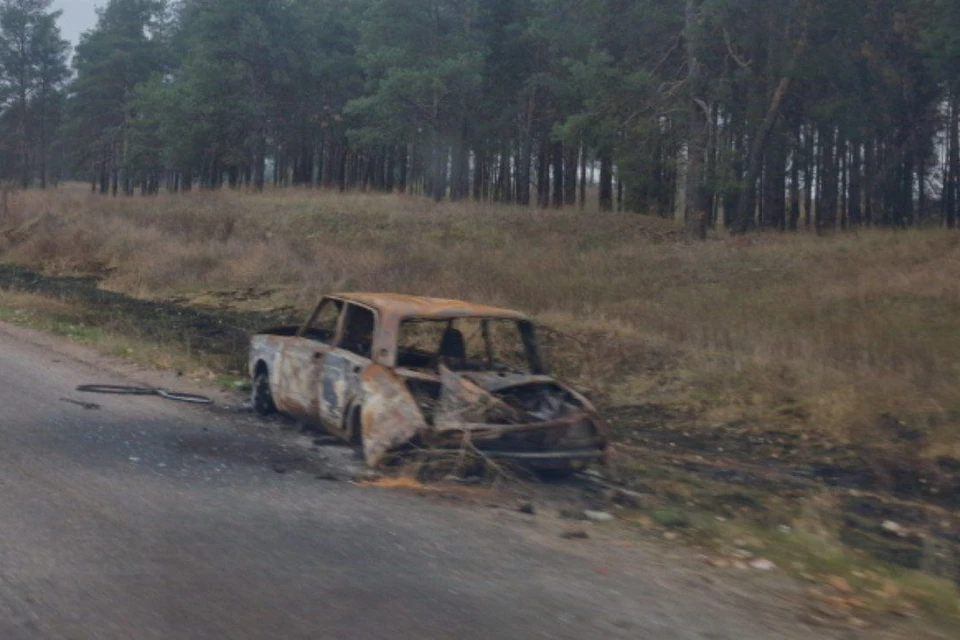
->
xmin=330 ymin=293 xmax=530 ymax=322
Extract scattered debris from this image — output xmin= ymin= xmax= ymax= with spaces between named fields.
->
xmin=610 ymin=488 xmax=652 ymax=510
xmin=77 ymin=384 xmax=212 ymax=405
xmin=59 ymin=398 xmax=101 ymax=410
xmin=584 ymin=510 xmax=615 ymax=523
xmin=749 ymin=559 xmax=776 ymax=571
xmin=560 ymin=530 xmax=590 ymax=540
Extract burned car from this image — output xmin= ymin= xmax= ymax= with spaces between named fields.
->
xmin=249 ymin=294 xmax=610 ymax=474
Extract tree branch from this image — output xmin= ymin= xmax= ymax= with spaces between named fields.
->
xmin=723 ymin=28 xmax=752 ymax=71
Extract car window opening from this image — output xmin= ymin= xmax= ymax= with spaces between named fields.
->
xmin=397 ymin=318 xmax=534 ymax=373
xmin=340 ymin=304 xmax=376 ymax=358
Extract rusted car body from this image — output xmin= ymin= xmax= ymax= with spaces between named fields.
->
xmin=249 ymin=293 xmax=610 ymax=472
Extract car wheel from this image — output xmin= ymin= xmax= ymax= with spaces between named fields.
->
xmin=252 ymin=370 xmax=277 ymax=416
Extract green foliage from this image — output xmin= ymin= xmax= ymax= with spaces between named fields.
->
xmin=0 ymin=0 xmax=955 ymax=229
xmin=0 ymin=0 xmax=69 ymax=186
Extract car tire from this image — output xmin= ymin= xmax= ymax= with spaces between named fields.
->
xmin=252 ymin=370 xmax=277 ymax=416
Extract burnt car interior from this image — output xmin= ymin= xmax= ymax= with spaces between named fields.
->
xmin=297 ymin=299 xmax=378 ymax=359
xmin=397 ymin=318 xmax=539 ymax=374
xmin=340 ymin=305 xmax=376 ymax=358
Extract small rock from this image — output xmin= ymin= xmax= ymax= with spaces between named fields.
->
xmin=749 ymin=558 xmax=776 ymax=571
xmin=663 ymin=531 xmax=679 ymax=541
xmin=519 ymin=503 xmax=536 ymax=515
xmin=315 ymin=471 xmax=340 ymax=481
xmin=559 ymin=509 xmax=587 ymax=520
xmin=272 ymin=464 xmax=289 ymax=474
xmin=611 ymin=488 xmax=651 ymax=509
xmin=881 ymin=520 xmax=906 ymax=537
xmin=560 ymin=530 xmax=590 ymax=540
xmin=584 ymin=510 xmax=615 ymax=523
xmin=707 ymin=558 xmax=731 ymax=568
xmin=732 ymin=560 xmax=748 ymax=570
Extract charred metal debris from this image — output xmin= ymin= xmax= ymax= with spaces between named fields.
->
xmin=249 ymin=293 xmax=610 ymax=475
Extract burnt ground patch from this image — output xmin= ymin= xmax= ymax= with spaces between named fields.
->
xmin=0 ymin=263 xmax=300 ymax=373
xmin=607 ymin=404 xmax=960 ymax=586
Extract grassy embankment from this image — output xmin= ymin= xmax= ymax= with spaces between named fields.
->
xmin=3 ymin=186 xmax=960 ymax=455
xmin=1 ymin=185 xmax=958 ymax=625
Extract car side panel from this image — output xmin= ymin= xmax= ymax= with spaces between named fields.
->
xmin=274 ymin=339 xmax=333 ymax=423
xmin=320 ymin=349 xmax=369 ymax=433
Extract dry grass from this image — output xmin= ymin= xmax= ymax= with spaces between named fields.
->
xmin=3 ymin=185 xmax=960 ymax=458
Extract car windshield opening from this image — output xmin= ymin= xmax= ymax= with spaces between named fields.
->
xmin=397 ymin=318 xmax=534 ymax=373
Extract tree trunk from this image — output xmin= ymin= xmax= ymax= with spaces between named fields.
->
xmin=551 ymin=141 xmax=564 ymax=208
xmin=599 ymin=153 xmax=614 ymax=212
xmin=398 ymin=144 xmax=408 ymax=193
xmin=916 ymin=149 xmax=925 ymax=227
xmin=578 ymin=144 xmax=587 ymax=209
xmin=563 ymin=145 xmax=578 ymax=206
xmin=818 ymin=127 xmax=838 ymax=233
xmin=839 ymin=135 xmax=848 ymax=231
xmin=733 ymin=77 xmax=793 ymax=233
xmin=789 ymin=127 xmax=801 ymax=231
xmin=864 ymin=137 xmax=875 ymax=226
xmin=848 ymin=140 xmax=862 ymax=226
xmin=948 ymin=94 xmax=959 ymax=228
xmin=254 ymin=130 xmax=266 ymax=192
xmin=683 ymin=0 xmax=708 ymax=237
xmin=537 ymin=135 xmax=550 ymax=208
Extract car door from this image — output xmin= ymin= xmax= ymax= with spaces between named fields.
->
xmin=274 ymin=298 xmax=343 ymax=422
xmin=319 ymin=303 xmax=376 ymax=433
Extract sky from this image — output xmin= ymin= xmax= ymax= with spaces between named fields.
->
xmin=54 ymin=0 xmax=101 ymax=47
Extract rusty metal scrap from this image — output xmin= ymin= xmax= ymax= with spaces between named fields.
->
xmin=435 ymin=365 xmax=524 ymax=426
xmin=360 ymin=365 xmax=425 ymax=468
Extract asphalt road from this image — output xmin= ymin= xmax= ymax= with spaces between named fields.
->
xmin=0 ymin=322 xmax=850 ymax=640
